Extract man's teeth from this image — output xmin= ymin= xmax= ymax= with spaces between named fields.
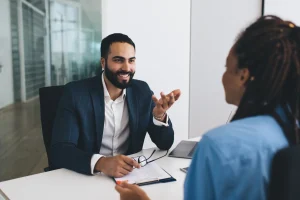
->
xmin=119 ymin=74 xmax=129 ymax=78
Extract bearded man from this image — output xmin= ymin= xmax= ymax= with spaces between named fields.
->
xmin=50 ymin=33 xmax=181 ymax=177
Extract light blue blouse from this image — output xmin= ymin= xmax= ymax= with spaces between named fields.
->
xmin=184 ymin=114 xmax=289 ymax=200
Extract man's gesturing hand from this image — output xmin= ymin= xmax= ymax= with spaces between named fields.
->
xmin=152 ymin=89 xmax=181 ymax=122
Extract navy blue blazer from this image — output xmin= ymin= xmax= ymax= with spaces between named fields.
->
xmin=50 ymin=75 xmax=174 ymax=175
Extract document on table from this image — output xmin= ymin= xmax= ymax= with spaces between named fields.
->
xmin=115 ymin=162 xmax=175 ymax=186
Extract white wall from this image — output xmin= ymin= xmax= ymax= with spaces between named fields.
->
xmin=0 ymin=0 xmax=14 ymax=109
xmin=264 ymin=0 xmax=300 ymax=25
xmin=102 ymin=0 xmax=191 ymax=148
xmin=189 ymin=0 xmax=262 ymax=138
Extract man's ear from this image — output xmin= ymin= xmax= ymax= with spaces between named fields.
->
xmin=100 ymin=57 xmax=105 ymax=69
xmin=239 ymin=68 xmax=250 ymax=85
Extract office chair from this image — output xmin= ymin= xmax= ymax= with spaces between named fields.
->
xmin=268 ymin=145 xmax=300 ymax=200
xmin=39 ymin=86 xmax=64 ymax=171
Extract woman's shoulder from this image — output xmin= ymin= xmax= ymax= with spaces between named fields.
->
xmin=199 ymin=115 xmax=288 ymax=160
xmin=205 ymin=115 xmax=284 ymax=140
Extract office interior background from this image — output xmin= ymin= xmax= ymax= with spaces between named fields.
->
xmin=0 ymin=0 xmax=298 ymax=182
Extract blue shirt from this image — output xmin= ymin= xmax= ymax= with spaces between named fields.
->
xmin=184 ymin=115 xmax=289 ymax=200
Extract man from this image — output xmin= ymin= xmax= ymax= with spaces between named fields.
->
xmin=50 ymin=33 xmax=181 ymax=178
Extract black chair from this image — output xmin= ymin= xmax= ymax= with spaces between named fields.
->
xmin=268 ymin=145 xmax=300 ymax=200
xmin=39 ymin=86 xmax=64 ymax=171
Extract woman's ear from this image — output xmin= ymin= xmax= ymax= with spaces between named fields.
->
xmin=239 ymin=68 xmax=250 ymax=85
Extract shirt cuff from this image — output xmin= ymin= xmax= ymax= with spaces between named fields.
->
xmin=90 ymin=154 xmax=104 ymax=175
xmin=153 ymin=114 xmax=169 ymax=127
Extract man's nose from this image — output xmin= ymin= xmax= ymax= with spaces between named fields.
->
xmin=122 ymin=61 xmax=130 ymax=71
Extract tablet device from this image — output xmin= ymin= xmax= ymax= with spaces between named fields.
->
xmin=168 ymin=141 xmax=198 ymax=159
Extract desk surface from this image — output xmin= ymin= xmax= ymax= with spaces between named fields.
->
xmin=0 ymin=137 xmax=201 ymax=200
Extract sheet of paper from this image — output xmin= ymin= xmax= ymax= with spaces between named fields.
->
xmin=115 ymin=162 xmax=171 ymax=184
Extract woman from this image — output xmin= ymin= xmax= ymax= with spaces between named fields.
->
xmin=115 ymin=15 xmax=300 ymax=200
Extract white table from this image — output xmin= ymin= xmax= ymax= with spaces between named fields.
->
xmin=0 ymin=138 xmax=201 ymax=200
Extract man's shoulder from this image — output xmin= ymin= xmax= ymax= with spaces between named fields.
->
xmin=131 ymin=79 xmax=149 ymax=87
xmin=130 ymin=79 xmax=151 ymax=92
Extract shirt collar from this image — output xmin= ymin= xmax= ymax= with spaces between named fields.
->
xmin=102 ymin=73 xmax=126 ymax=100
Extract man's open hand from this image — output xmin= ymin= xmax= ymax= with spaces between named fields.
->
xmin=152 ymin=89 xmax=181 ymax=121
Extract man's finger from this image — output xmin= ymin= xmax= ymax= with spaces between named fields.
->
xmin=152 ymin=95 xmax=162 ymax=107
xmin=121 ymin=161 xmax=134 ymax=172
xmin=172 ymin=89 xmax=181 ymax=101
xmin=161 ymin=92 xmax=168 ymax=109
xmin=119 ymin=167 xmax=130 ymax=175
xmin=174 ymin=93 xmax=181 ymax=101
xmin=123 ymin=156 xmax=141 ymax=168
xmin=159 ymin=96 xmax=170 ymax=104
xmin=168 ymin=93 xmax=175 ymax=107
xmin=115 ymin=167 xmax=129 ymax=178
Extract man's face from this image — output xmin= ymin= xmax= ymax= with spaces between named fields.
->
xmin=102 ymin=42 xmax=136 ymax=89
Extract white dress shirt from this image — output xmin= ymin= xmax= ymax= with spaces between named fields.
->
xmin=90 ymin=74 xmax=169 ymax=174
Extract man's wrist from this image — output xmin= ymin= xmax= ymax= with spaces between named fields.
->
xmin=153 ymin=112 xmax=166 ymax=122
xmin=95 ymin=156 xmax=106 ymax=172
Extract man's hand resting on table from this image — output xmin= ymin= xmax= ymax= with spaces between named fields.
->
xmin=95 ymin=155 xmax=140 ymax=178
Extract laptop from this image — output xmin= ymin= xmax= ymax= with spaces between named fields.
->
xmin=168 ymin=140 xmax=198 ymax=159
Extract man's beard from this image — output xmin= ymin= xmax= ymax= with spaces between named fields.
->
xmin=104 ymin=63 xmax=135 ymax=89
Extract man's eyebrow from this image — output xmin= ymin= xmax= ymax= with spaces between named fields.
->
xmin=112 ymin=56 xmax=136 ymax=60
xmin=112 ymin=56 xmax=125 ymax=59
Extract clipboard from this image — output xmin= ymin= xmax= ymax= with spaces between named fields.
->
xmin=134 ymin=169 xmax=176 ymax=186
xmin=114 ymin=162 xmax=176 ymax=186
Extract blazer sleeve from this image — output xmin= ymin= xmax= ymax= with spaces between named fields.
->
xmin=50 ymin=85 xmax=94 ymax=175
xmin=146 ymin=91 xmax=174 ymax=150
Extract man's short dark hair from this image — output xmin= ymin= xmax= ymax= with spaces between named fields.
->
xmin=101 ymin=33 xmax=135 ymax=59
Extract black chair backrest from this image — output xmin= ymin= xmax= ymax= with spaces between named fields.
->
xmin=39 ymin=86 xmax=64 ymax=169
xmin=268 ymin=146 xmax=300 ymax=200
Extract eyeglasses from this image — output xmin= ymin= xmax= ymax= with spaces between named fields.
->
xmin=133 ymin=150 xmax=169 ymax=167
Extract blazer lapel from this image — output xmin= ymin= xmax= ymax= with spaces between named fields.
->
xmin=89 ymin=75 xmax=105 ymax=152
xmin=126 ymin=87 xmax=139 ymax=150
